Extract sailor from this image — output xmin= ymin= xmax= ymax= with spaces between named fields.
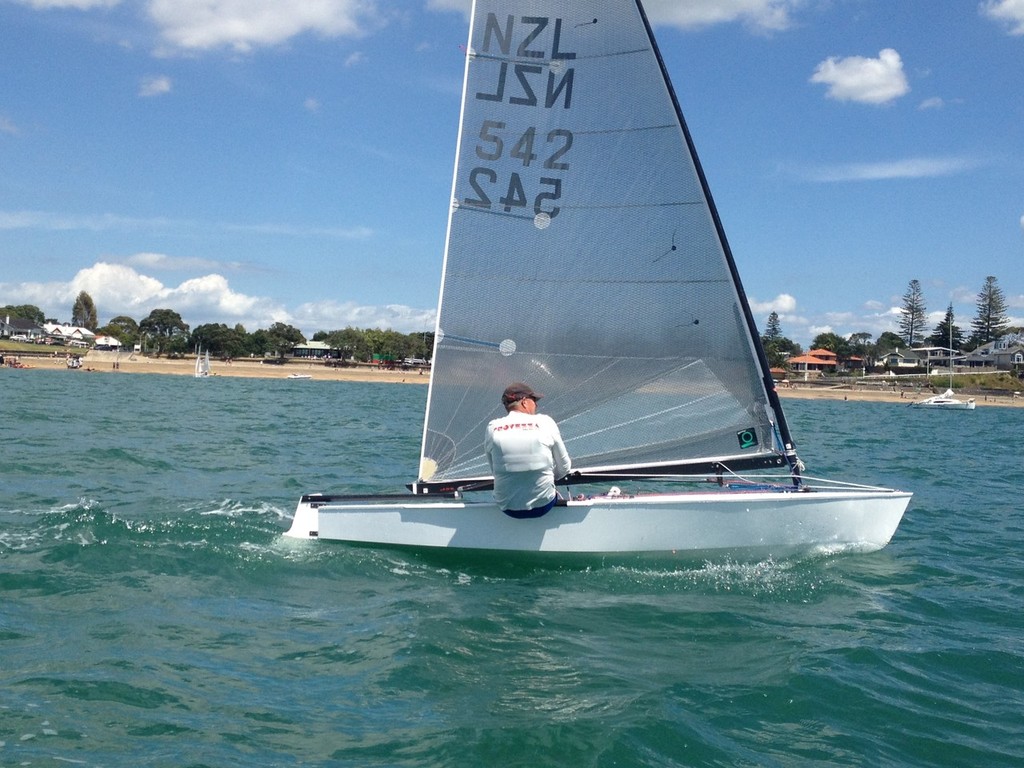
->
xmin=484 ymin=382 xmax=572 ymax=518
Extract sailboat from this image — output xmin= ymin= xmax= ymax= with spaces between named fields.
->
xmin=910 ymin=314 xmax=975 ymax=410
xmin=285 ymin=0 xmax=911 ymax=556
xmin=909 ymin=388 xmax=975 ymax=409
xmin=194 ymin=348 xmax=211 ymax=378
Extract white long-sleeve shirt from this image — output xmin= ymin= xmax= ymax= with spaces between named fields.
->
xmin=484 ymin=410 xmax=571 ymax=513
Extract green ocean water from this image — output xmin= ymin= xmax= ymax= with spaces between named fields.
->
xmin=2 ymin=370 xmax=1022 ymax=767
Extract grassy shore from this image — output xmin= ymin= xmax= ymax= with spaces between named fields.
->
xmin=5 ymin=349 xmax=1023 ymax=408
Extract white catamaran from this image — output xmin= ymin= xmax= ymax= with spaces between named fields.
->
xmin=285 ymin=0 xmax=912 ymax=556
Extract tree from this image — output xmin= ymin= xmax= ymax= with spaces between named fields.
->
xmin=847 ymin=331 xmax=874 ymax=368
xmin=925 ymin=303 xmax=964 ymax=349
xmin=71 ymin=291 xmax=98 ymax=330
xmin=897 ymin=279 xmax=926 ymax=347
xmin=875 ymin=331 xmax=904 ymax=352
xmin=96 ymin=315 xmax=140 ymax=346
xmin=139 ymin=309 xmax=189 ymax=355
xmin=810 ymin=331 xmax=851 ymax=357
xmin=969 ymin=275 xmax=1009 ymax=347
xmin=190 ymin=323 xmax=251 ymax=359
xmin=1 ymin=304 xmax=45 ymax=323
xmin=265 ymin=322 xmax=305 ymax=358
xmin=758 ymin=312 xmax=800 ymax=368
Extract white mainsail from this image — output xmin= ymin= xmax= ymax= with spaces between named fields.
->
xmin=418 ymin=1 xmax=792 ymax=489
xmin=195 ymin=349 xmax=211 ymax=378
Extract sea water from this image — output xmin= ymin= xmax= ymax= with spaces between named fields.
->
xmin=2 ymin=370 xmax=1022 ymax=767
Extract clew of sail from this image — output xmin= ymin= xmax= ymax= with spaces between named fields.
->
xmin=418 ymin=1 xmax=794 ymax=488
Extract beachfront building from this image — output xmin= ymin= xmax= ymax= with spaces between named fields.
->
xmin=965 ymin=336 xmax=1024 ymax=373
xmin=291 ymin=341 xmax=333 ymax=360
xmin=787 ymin=348 xmax=838 ymax=376
xmin=44 ymin=323 xmax=96 ymax=347
xmin=93 ymin=335 xmax=122 ymax=351
xmin=3 ymin=316 xmax=45 ymax=341
xmin=878 ymin=348 xmax=926 ymax=371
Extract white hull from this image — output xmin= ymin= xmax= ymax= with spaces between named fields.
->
xmin=910 ymin=389 xmax=975 ymax=409
xmin=284 ymin=488 xmax=911 ymax=558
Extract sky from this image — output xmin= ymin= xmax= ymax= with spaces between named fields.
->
xmin=1 ymin=0 xmax=1022 ymax=348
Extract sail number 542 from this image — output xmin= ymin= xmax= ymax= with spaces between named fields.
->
xmin=464 ymin=121 xmax=572 ymax=218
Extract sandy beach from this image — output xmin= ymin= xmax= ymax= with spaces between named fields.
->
xmin=7 ymin=350 xmax=429 ymax=385
xmin=776 ymin=382 xmax=1024 ymax=408
xmin=6 ymin=350 xmax=1023 ymax=408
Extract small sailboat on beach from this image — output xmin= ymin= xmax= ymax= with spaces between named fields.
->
xmin=285 ymin=0 xmax=911 ymax=556
xmin=194 ymin=348 xmax=211 ymax=378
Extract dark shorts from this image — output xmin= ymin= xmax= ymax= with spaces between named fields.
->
xmin=503 ymin=496 xmax=558 ymax=519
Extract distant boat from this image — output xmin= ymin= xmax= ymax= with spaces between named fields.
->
xmin=910 ymin=388 xmax=976 ymax=410
xmin=285 ymin=0 xmax=911 ymax=557
xmin=287 ymin=373 xmax=312 ymax=380
xmin=910 ymin=317 xmax=974 ymax=410
xmin=194 ymin=349 xmax=211 ymax=378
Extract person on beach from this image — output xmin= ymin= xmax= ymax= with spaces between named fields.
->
xmin=484 ymin=382 xmax=571 ymax=519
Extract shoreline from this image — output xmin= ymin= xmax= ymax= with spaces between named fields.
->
xmin=776 ymin=383 xmax=1023 ymax=409
xmin=3 ymin=351 xmax=429 ymax=385
xmin=5 ymin=351 xmax=1022 ymax=408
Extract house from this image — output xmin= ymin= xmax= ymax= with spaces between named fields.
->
xmin=291 ymin=340 xmax=333 ymax=359
xmin=93 ymin=335 xmax=122 ymax=351
xmin=878 ymin=347 xmax=927 ymax=370
xmin=966 ymin=336 xmax=1024 ymax=372
xmin=3 ymin=316 xmax=45 ymax=341
xmin=787 ymin=349 xmax=838 ymax=376
xmin=44 ymin=323 xmax=96 ymax=346
xmin=913 ymin=346 xmax=957 ymax=369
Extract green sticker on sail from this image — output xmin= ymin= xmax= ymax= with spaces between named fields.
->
xmin=737 ymin=429 xmax=758 ymax=450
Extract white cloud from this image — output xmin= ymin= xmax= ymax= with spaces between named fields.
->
xmin=292 ymin=299 xmax=436 ymax=334
xmin=425 ymin=0 xmax=468 ymax=14
xmin=139 ymin=74 xmax=172 ymax=97
xmin=645 ymin=0 xmax=797 ymax=32
xmin=304 ymin=97 xmax=320 ymax=113
xmin=810 ymin=49 xmax=910 ymax=105
xmin=981 ymin=0 xmax=1024 ymax=35
xmin=800 ymin=156 xmax=980 ymax=182
xmin=126 ymin=252 xmax=239 ymax=272
xmin=0 ymin=209 xmax=171 ymax=231
xmin=344 ymin=51 xmax=365 ymax=67
xmin=148 ymin=0 xmax=376 ymax=52
xmin=0 ymin=261 xmax=435 ymax=335
xmin=750 ymin=293 xmax=797 ymax=315
xmin=918 ymin=97 xmax=944 ymax=110
xmin=424 ymin=0 xmax=800 ymax=31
